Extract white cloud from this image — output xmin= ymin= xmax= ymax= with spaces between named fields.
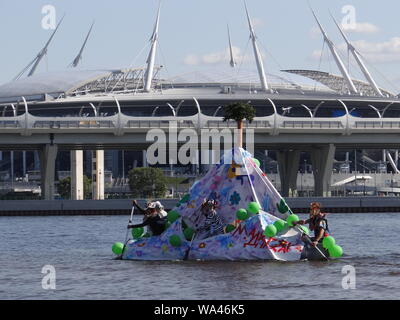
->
xmin=341 ymin=22 xmax=379 ymax=34
xmin=251 ymin=17 xmax=264 ymax=28
xmin=348 ymin=38 xmax=400 ymax=63
xmin=183 ymin=46 xmax=254 ymax=66
xmin=183 ymin=54 xmax=200 ymax=66
xmin=310 ymin=21 xmax=379 ymax=38
xmin=311 ymin=37 xmax=400 ymax=64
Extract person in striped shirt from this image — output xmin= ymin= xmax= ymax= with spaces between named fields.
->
xmin=196 ymin=199 xmax=225 ymax=239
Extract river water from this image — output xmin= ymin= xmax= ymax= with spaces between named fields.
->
xmin=0 ymin=213 xmax=399 ymax=300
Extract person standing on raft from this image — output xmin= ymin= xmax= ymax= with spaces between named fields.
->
xmin=293 ymin=202 xmax=329 ymax=247
xmin=196 ymin=199 xmax=225 ymax=240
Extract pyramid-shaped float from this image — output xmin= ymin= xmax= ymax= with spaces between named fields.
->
xmin=120 ymin=148 xmax=311 ymax=261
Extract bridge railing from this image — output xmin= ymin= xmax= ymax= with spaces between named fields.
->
xmin=282 ymin=120 xmax=343 ymax=129
xmin=354 ymin=121 xmax=400 ymax=129
xmin=33 ymin=120 xmax=115 ymax=129
xmin=2 ymin=108 xmax=400 ymax=135
xmin=205 ymin=120 xmax=271 ymax=129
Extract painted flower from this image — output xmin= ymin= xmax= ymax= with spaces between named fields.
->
xmin=199 ymin=242 xmax=206 ymax=249
xmin=219 ymin=236 xmax=233 ymax=248
xmin=210 ymin=176 xmax=222 ymax=190
xmin=229 ymin=191 xmax=241 ymax=205
xmin=162 ymin=244 xmax=169 ymax=252
xmin=138 ymin=242 xmax=146 ymax=247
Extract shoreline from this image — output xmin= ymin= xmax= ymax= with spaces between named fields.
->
xmin=0 ymin=197 xmax=399 ymax=216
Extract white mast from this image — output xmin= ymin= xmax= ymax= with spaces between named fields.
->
xmin=331 ymin=14 xmax=383 ymax=97
xmin=14 ymin=15 xmax=65 ymax=80
xmin=70 ymin=21 xmax=95 ymax=68
xmin=244 ymin=1 xmax=270 ymax=93
xmin=144 ymin=3 xmax=161 ymax=92
xmin=227 ymin=25 xmax=236 ymax=68
xmin=311 ymin=9 xmax=358 ymax=95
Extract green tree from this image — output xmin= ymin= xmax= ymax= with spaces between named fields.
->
xmin=57 ymin=176 xmax=92 ymax=199
xmin=128 ymin=167 xmax=167 ymax=198
xmin=223 ymin=102 xmax=256 ymax=148
xmin=58 ymin=177 xmax=72 ymax=199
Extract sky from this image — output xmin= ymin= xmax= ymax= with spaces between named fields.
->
xmin=1 ymin=0 xmax=400 ymax=92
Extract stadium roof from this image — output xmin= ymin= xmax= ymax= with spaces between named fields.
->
xmin=0 ymin=67 xmax=162 ymax=103
xmin=282 ymin=70 xmax=395 ymax=98
xmin=0 ymin=70 xmax=112 ymax=102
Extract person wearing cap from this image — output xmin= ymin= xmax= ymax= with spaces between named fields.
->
xmin=196 ymin=199 xmax=225 ymax=240
xmin=293 ymin=202 xmax=329 ymax=247
xmin=153 ymin=201 xmax=168 ymax=218
xmin=128 ymin=200 xmax=167 ymax=236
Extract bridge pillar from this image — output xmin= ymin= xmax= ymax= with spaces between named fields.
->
xmin=39 ymin=144 xmax=58 ymax=200
xmin=277 ymin=150 xmax=300 ymax=197
xmin=71 ymin=150 xmax=84 ymax=200
xmin=22 ymin=151 xmax=27 ymax=177
xmin=310 ymin=144 xmax=336 ymax=197
xmin=92 ymin=150 xmax=104 ymax=200
xmin=142 ymin=150 xmax=148 ymax=167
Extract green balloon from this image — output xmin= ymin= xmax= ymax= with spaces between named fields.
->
xmin=274 ymin=220 xmax=287 ymax=232
xmin=225 ymin=224 xmax=236 ymax=233
xmin=247 ymin=202 xmax=261 ymax=214
xmin=328 ymin=245 xmax=343 ymax=258
xmin=253 ymin=158 xmax=260 ymax=167
xmin=299 ymin=225 xmax=310 ymax=235
xmin=131 ymin=227 xmax=144 ymax=239
xmin=112 ymin=242 xmax=124 ymax=255
xmin=236 ymin=208 xmax=248 ymax=221
xmin=264 ymin=224 xmax=277 ymax=237
xmin=167 ymin=210 xmax=180 ymax=223
xmin=169 ymin=235 xmax=182 ymax=247
xmin=286 ymin=214 xmax=299 ymax=227
xmin=180 ymin=194 xmax=190 ymax=203
xmin=183 ymin=228 xmax=194 ymax=241
xmin=164 ymin=221 xmax=172 ymax=230
xmin=323 ymin=236 xmax=336 ymax=249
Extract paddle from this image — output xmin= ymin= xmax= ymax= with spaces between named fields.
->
xmin=183 ymin=232 xmax=196 ymax=261
xmin=118 ymin=204 xmax=135 ymax=260
xmin=294 ymin=224 xmax=329 ymax=261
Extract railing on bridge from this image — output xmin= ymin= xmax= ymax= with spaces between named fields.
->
xmin=33 ymin=120 xmax=115 ymax=129
xmin=0 ymin=120 xmax=21 ymax=128
xmin=126 ymin=120 xmax=195 ymax=129
xmin=354 ymin=121 xmax=400 ymax=129
xmin=3 ymin=111 xmax=400 ymax=135
xmin=282 ymin=120 xmax=343 ymax=129
xmin=205 ymin=120 xmax=271 ymax=128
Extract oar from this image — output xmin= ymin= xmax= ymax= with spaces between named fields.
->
xmin=294 ymin=225 xmax=329 ymax=261
xmin=119 ymin=205 xmax=135 ymax=259
xmin=183 ymin=232 xmax=196 ymax=261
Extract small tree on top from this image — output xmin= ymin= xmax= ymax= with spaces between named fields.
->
xmin=223 ymin=102 xmax=256 ymax=148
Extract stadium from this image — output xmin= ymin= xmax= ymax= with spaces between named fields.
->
xmin=1 ymin=4 xmax=400 ymax=201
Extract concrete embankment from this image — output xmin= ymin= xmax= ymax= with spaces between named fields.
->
xmin=0 ymin=197 xmax=399 ymax=216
